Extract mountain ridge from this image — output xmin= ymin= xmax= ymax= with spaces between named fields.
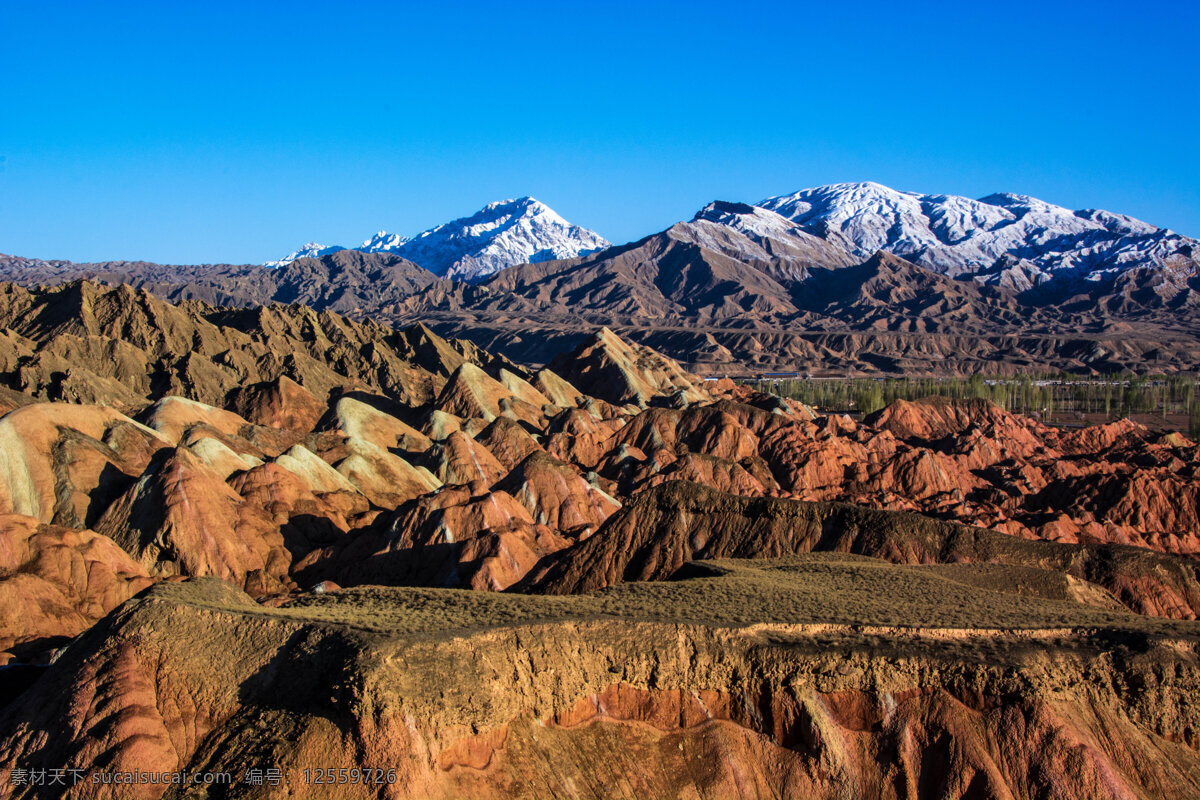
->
xmin=758 ymin=181 xmax=1198 ymax=284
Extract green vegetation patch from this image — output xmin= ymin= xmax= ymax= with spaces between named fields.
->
xmin=749 ymin=373 xmax=1200 ymax=434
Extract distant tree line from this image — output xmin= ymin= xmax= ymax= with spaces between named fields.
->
xmin=747 ymin=373 xmax=1200 ymax=438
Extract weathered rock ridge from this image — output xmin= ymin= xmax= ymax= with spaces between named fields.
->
xmin=2 ymin=565 xmax=1198 ymax=799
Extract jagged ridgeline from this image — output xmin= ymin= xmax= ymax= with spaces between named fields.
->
xmin=0 ymin=283 xmax=1198 ymax=799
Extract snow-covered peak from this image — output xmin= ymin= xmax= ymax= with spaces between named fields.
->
xmin=263 ymin=242 xmax=345 ymax=268
xmin=688 ymin=200 xmax=846 ymax=256
xmin=692 ymin=200 xmax=798 ymax=237
xmin=757 ymin=182 xmax=1196 ymax=280
xmin=264 ymin=197 xmax=608 ymax=281
xmin=359 ymin=231 xmax=408 ymax=252
xmin=396 ymin=196 xmax=609 ymax=281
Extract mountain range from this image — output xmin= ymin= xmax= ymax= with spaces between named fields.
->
xmin=2 ymin=182 xmax=1197 ymax=375
xmin=758 ymin=182 xmax=1196 ymax=287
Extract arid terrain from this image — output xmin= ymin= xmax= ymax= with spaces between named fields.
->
xmin=0 ymin=281 xmax=1197 ymax=798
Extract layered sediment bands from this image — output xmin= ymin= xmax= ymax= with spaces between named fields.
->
xmin=94 ymin=447 xmax=294 ymax=596
xmin=1 ymin=574 xmax=1198 ymax=800
xmin=0 ymin=404 xmax=166 ymax=525
xmin=550 ymin=327 xmax=714 ymax=407
xmin=294 ymin=486 xmax=572 ymax=591
xmin=0 ymin=286 xmax=1199 ymax=799
xmin=527 ymin=481 xmax=1200 ymax=620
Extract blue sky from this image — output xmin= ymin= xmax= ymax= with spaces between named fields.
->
xmin=1 ymin=0 xmax=1197 ymax=264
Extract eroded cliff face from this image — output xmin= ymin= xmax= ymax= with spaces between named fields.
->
xmin=1 ymin=572 xmax=1198 ymax=800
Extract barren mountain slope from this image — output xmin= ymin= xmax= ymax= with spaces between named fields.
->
xmin=0 ymin=280 xmax=518 ymax=411
xmin=524 ymin=481 xmax=1200 ymax=619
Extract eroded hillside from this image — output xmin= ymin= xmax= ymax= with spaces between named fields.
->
xmin=0 ymin=283 xmax=1197 ymax=799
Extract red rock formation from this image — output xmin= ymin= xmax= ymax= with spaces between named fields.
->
xmin=543 ymin=407 xmax=619 ymax=468
xmin=474 ymin=417 xmax=545 ymax=471
xmin=94 ymin=447 xmax=293 ymax=596
xmin=0 ymin=514 xmax=152 ymax=661
xmin=139 ymin=396 xmax=255 ymax=444
xmin=550 ymin=327 xmax=712 ymax=407
xmin=0 ymin=403 xmax=167 ymax=526
xmin=333 ymin=439 xmax=441 ymax=509
xmin=2 ymin=576 xmax=1197 ymax=800
xmin=227 ymin=375 xmax=325 ymax=432
xmin=530 ymin=367 xmax=585 ymax=409
xmin=326 ymin=395 xmax=432 ymax=454
xmin=425 ymin=431 xmax=507 ymax=487
xmin=229 ymin=462 xmax=370 ymax=560
xmin=296 ymin=486 xmax=569 ymax=590
xmin=642 ymin=452 xmax=768 ymax=496
xmin=526 ymin=481 xmax=1200 ymax=619
xmin=436 ymin=363 xmax=543 ymax=426
xmin=494 ymin=451 xmax=620 ymax=535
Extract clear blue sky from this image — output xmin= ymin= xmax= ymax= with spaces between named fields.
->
xmin=2 ymin=0 xmax=1197 ymax=264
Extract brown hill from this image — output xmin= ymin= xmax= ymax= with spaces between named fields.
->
xmin=0 ymin=514 xmax=152 ymax=660
xmin=793 ymin=251 xmax=1041 ymax=331
xmin=0 ymin=249 xmax=435 ymax=312
xmin=523 ymin=481 xmax=1200 ymax=619
xmin=0 ymin=280 xmax=511 ymax=411
xmin=550 ymin=327 xmax=714 ymax=407
xmin=2 ymin=569 xmax=1198 ymax=799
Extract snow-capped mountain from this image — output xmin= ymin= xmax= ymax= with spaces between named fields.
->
xmin=674 ymin=201 xmax=856 ymax=281
xmin=266 ymin=197 xmax=608 ymax=281
xmin=757 ymin=182 xmax=1197 ymax=284
xmin=264 ymin=183 xmax=1193 ymax=289
xmin=263 ymin=242 xmax=345 ymax=268
xmin=359 ymin=231 xmax=408 ymax=253
xmin=389 ymin=197 xmax=609 ymax=281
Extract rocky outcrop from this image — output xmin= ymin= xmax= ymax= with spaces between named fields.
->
xmin=0 ymin=280 xmax=509 ymax=413
xmin=227 ymin=375 xmax=325 ymax=432
xmin=424 ymin=431 xmax=507 ymax=487
xmin=94 ymin=447 xmax=293 ymax=596
xmin=550 ymin=327 xmax=712 ymax=407
xmin=474 ymin=417 xmax=545 ymax=471
xmin=526 ymin=481 xmax=1200 ymax=620
xmin=333 ymin=438 xmax=441 ymax=508
xmin=2 ymin=566 xmax=1198 ymax=799
xmin=0 ymin=404 xmax=167 ymax=526
xmin=494 ymin=451 xmax=620 ymax=535
xmin=295 ymin=486 xmax=569 ymax=591
xmin=0 ymin=515 xmax=151 ymax=661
